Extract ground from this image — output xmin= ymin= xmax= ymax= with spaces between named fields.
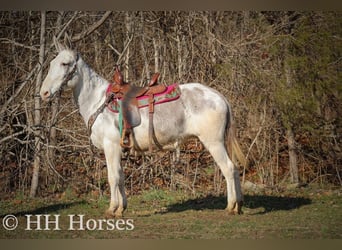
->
xmin=0 ymin=185 xmax=341 ymax=239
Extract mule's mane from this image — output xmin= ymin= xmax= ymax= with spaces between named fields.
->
xmin=65 ymin=52 xmax=110 ymax=127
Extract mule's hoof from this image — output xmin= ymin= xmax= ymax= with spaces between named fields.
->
xmin=106 ymin=208 xmax=125 ymax=218
xmin=114 ymin=211 xmax=124 ymax=218
xmin=227 ymin=209 xmax=243 ymax=215
xmin=105 ymin=209 xmax=115 ymax=219
xmin=226 ymin=201 xmax=243 ymax=215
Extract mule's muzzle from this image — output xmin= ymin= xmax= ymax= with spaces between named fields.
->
xmin=40 ymin=90 xmax=51 ymax=101
xmin=40 ymin=91 xmax=50 ymax=101
xmin=40 ymin=89 xmax=51 ymax=101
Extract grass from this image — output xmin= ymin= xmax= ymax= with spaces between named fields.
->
xmin=0 ymin=186 xmax=341 ymax=239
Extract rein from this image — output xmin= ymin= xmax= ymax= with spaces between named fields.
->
xmin=86 ymin=85 xmax=115 ymax=154
xmin=87 ymin=90 xmax=114 ymax=135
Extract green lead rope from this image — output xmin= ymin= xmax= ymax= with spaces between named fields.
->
xmin=118 ymin=100 xmax=123 ymax=137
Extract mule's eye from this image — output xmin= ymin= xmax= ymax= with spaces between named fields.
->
xmin=62 ymin=62 xmax=70 ymax=67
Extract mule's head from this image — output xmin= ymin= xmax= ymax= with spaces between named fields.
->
xmin=40 ymin=47 xmax=79 ymax=101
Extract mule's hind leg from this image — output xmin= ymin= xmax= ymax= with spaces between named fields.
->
xmin=200 ymin=138 xmax=243 ymax=214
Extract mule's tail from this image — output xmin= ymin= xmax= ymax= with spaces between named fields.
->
xmin=226 ymin=104 xmax=247 ymax=169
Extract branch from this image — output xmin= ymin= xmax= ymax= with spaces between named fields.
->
xmin=0 ymin=12 xmax=79 ymax=53
xmin=0 ymin=129 xmax=27 ymax=144
xmin=116 ymin=34 xmax=134 ymax=65
xmin=53 ymin=11 xmax=80 ymax=46
xmin=71 ymin=11 xmax=112 ymax=43
xmin=0 ymin=38 xmax=39 ymax=51
xmin=0 ymin=63 xmax=40 ymax=117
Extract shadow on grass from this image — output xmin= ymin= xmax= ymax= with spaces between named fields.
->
xmin=166 ymin=194 xmax=312 ymax=214
xmin=0 ymin=200 xmax=87 ymax=218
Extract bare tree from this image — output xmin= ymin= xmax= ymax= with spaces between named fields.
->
xmin=283 ymin=12 xmax=299 ymax=184
xmin=48 ymin=11 xmax=64 ymax=163
xmin=30 ymin=11 xmax=46 ymax=197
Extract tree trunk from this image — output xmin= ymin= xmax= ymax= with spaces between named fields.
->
xmin=176 ymin=34 xmax=182 ymax=80
xmin=48 ymin=11 xmax=64 ymax=162
xmin=283 ymin=12 xmax=299 ymax=184
xmin=153 ymin=37 xmax=159 ymax=74
xmin=284 ymin=61 xmax=299 ymax=184
xmin=124 ymin=12 xmax=132 ymax=80
xmin=287 ymin=127 xmax=299 ymax=183
xmin=30 ymin=11 xmax=46 ymax=197
xmin=140 ymin=13 xmax=150 ymax=82
xmin=204 ymin=12 xmax=217 ymax=65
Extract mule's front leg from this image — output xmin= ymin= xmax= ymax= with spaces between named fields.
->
xmin=106 ymin=165 xmax=127 ymax=218
xmin=104 ymin=141 xmax=127 ymax=218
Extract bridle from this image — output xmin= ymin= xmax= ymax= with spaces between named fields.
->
xmin=60 ymin=53 xmax=79 ymax=91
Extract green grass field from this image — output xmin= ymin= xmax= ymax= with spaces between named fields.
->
xmin=1 ymin=186 xmax=341 ymax=239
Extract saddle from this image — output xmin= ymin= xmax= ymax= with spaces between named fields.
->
xmin=109 ymin=67 xmax=170 ymax=151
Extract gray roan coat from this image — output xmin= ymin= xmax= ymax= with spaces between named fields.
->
xmin=40 ymin=44 xmax=245 ymax=217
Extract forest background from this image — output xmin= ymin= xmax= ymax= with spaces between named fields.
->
xmin=0 ymin=11 xmax=341 ymax=199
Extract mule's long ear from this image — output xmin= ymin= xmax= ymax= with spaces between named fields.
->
xmin=53 ymin=36 xmax=66 ymax=52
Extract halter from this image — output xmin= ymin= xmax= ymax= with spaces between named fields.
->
xmin=60 ymin=53 xmax=79 ymax=90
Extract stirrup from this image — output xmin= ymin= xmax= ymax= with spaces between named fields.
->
xmin=120 ymin=130 xmax=133 ymax=149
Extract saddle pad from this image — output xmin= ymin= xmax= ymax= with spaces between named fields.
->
xmin=106 ymin=83 xmax=181 ymax=113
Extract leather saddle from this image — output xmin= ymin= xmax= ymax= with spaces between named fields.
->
xmin=109 ymin=67 xmax=167 ymax=151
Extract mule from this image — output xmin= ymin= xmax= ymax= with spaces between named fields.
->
xmin=40 ymin=44 xmax=245 ymax=217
